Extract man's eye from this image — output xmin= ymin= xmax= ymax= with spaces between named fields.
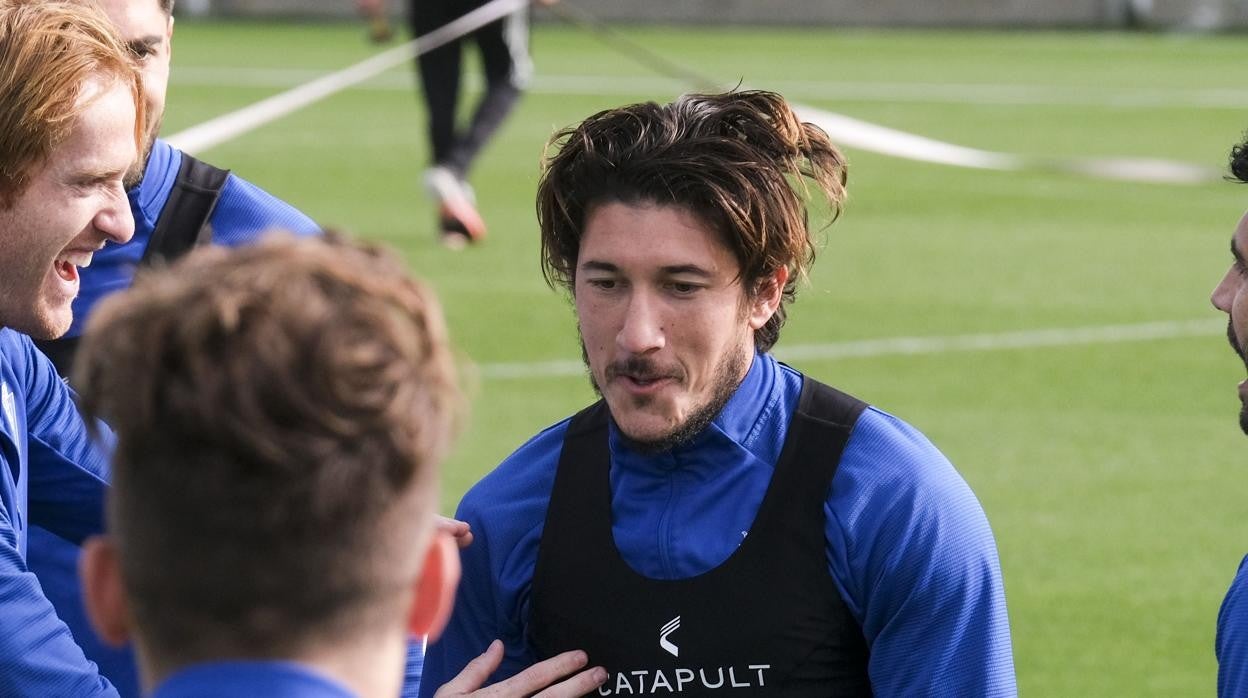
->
xmin=587 ymin=279 xmax=616 ymax=290
xmin=668 ymin=282 xmax=698 ymax=295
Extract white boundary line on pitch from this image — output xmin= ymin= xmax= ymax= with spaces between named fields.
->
xmin=477 ymin=318 xmax=1224 ymax=380
xmin=172 ymin=68 xmax=1248 ymax=110
xmin=165 ymin=14 xmax=1220 ymax=184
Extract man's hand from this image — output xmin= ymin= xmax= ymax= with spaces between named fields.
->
xmin=435 ymin=515 xmax=474 ymax=549
xmin=434 ymin=640 xmax=606 ymax=697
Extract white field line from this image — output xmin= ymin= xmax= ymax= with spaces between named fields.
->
xmin=167 ymin=24 xmax=1221 ymax=183
xmin=165 ymin=0 xmax=528 ymax=154
xmin=477 ymin=318 xmax=1224 ymax=380
xmin=172 ymin=68 xmax=1248 ymax=110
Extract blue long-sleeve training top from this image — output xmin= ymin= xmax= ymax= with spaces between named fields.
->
xmin=420 ymin=352 xmax=1017 ymax=697
xmin=0 ymin=330 xmax=115 ymax=696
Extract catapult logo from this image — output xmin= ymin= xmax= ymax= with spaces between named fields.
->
xmin=660 ymin=616 xmax=680 ymax=657
xmin=595 ymin=615 xmax=772 ymax=695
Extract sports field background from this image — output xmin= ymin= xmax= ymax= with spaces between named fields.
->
xmin=167 ymin=19 xmax=1248 ymax=694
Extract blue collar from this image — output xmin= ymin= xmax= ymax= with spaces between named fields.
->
xmin=151 ymin=661 xmax=357 ymax=698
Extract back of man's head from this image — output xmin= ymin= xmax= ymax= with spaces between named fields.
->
xmin=76 ymin=233 xmax=460 ymax=679
xmin=0 ymin=0 xmax=143 ymax=207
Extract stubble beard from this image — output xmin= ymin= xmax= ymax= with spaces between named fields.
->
xmin=1225 ymin=321 xmax=1248 ymax=436
xmin=124 ymin=115 xmax=164 ymax=189
xmin=581 ymin=337 xmax=750 ymax=455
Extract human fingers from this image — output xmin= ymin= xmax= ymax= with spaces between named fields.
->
xmin=435 ymin=515 xmax=474 ymax=548
xmin=486 ymin=650 xmax=600 ymax=696
xmin=531 ymin=666 xmax=609 ymax=698
xmin=433 ymin=639 xmax=504 ymax=696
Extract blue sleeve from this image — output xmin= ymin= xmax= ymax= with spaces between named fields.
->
xmin=1218 ymin=555 xmax=1248 ymax=697
xmin=399 ymin=637 xmax=424 ymax=698
xmin=21 ymin=338 xmax=109 ymax=544
xmin=0 ymin=338 xmax=116 ymax=696
xmin=209 ymin=174 xmax=319 ymax=246
xmin=827 ymin=408 xmax=1016 ymax=697
xmin=419 ymin=425 xmax=567 ymax=698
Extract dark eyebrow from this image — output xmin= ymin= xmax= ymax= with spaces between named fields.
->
xmin=659 ymin=264 xmax=713 ymax=278
xmin=125 ymin=36 xmax=163 ymax=54
xmin=579 ymin=261 xmax=618 ymax=273
xmin=1234 ymin=239 xmax=1246 ymax=267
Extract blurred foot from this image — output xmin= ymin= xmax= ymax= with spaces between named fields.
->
xmin=367 ymin=16 xmax=394 ymax=43
xmin=425 ymin=167 xmax=486 ymax=245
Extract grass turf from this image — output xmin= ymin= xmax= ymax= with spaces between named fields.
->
xmin=165 ymin=19 xmax=1248 ymax=694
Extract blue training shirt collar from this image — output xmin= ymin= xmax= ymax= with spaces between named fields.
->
xmin=151 ymin=660 xmax=357 ymax=698
xmin=133 ymin=139 xmax=182 ymax=233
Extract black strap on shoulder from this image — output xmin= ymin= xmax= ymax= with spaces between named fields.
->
xmin=140 ymin=153 xmax=229 ymax=267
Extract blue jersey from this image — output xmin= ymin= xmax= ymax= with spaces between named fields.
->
xmin=1218 ymin=555 xmax=1248 ymax=696
xmin=151 ymin=661 xmax=356 ymax=698
xmin=65 ymin=139 xmax=320 ymax=338
xmin=28 ymin=139 xmax=319 ymax=697
xmin=0 ymin=330 xmax=115 ymax=696
xmin=420 ymin=353 xmax=1016 ymax=697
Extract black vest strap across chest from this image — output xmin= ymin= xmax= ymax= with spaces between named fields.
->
xmin=34 ymin=154 xmax=229 ymax=379
xmin=529 ymin=377 xmax=873 ymax=696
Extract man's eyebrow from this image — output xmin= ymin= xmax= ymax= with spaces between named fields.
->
xmin=659 ymin=264 xmax=713 ymax=278
xmin=125 ymin=35 xmax=163 ymax=52
xmin=1234 ymin=239 xmax=1246 ymax=267
xmin=579 ymin=261 xmax=618 ymax=273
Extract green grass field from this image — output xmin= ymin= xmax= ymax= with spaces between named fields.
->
xmin=165 ymin=18 xmax=1248 ymax=694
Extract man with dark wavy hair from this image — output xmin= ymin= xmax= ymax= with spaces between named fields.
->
xmin=1210 ymin=136 xmax=1248 ymax=696
xmin=421 ymin=90 xmax=1016 ymax=696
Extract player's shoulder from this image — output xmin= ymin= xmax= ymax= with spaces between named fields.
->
xmin=459 ymin=416 xmax=572 ymax=517
xmin=0 ymin=330 xmax=37 ymax=373
xmin=1220 ymin=555 xmax=1248 ymax=633
xmin=830 ymin=403 xmax=986 ymax=538
xmin=210 ymin=172 xmax=319 ymax=243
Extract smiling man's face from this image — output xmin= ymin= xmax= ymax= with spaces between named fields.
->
xmin=0 ymin=78 xmax=136 ymax=338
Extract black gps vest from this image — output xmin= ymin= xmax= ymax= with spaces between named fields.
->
xmin=34 ymin=154 xmax=228 ymax=379
xmin=529 ymin=377 xmax=873 ymax=696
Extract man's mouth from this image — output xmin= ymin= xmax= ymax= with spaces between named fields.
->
xmin=53 ymin=250 xmax=94 ymax=284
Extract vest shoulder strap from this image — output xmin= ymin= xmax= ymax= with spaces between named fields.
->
xmin=141 ymin=153 xmax=229 ymax=267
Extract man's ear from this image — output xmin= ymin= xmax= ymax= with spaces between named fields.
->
xmin=407 ymin=531 xmax=461 ymax=641
xmin=747 ymin=266 xmax=789 ymax=331
xmin=79 ymin=535 xmax=132 ymax=648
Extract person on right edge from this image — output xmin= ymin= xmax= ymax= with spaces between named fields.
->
xmin=1209 ymin=133 xmax=1248 ymax=697
xmin=420 ymin=90 xmax=1016 ymax=696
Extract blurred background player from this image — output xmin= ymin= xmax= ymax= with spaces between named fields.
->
xmin=411 ymin=0 xmax=553 ymax=248
xmin=0 ymin=0 xmax=141 ymax=693
xmin=27 ymin=1 xmax=318 ymax=693
xmin=357 ymin=0 xmax=394 ymax=43
xmin=75 ymin=234 xmax=607 ymax=698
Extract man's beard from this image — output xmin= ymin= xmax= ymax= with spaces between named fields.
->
xmin=1225 ymin=321 xmax=1248 ymax=435
xmin=124 ymin=117 xmax=163 ymax=189
xmin=582 ymin=338 xmax=749 ymax=455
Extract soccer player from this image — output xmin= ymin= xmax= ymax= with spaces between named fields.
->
xmin=420 ymin=90 xmax=1017 ymax=696
xmin=26 ymin=2 xmax=318 ymax=692
xmin=411 ymin=0 xmax=548 ymax=247
xmin=0 ymin=1 xmax=142 ymax=693
xmin=33 ymin=0 xmax=319 ymax=379
xmin=75 ymin=234 xmax=607 ymax=698
xmin=1210 ymin=135 xmax=1248 ymax=696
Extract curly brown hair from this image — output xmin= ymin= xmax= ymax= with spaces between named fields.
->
xmin=76 ymin=232 xmax=460 ymax=663
xmin=537 ymin=90 xmax=848 ymax=352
